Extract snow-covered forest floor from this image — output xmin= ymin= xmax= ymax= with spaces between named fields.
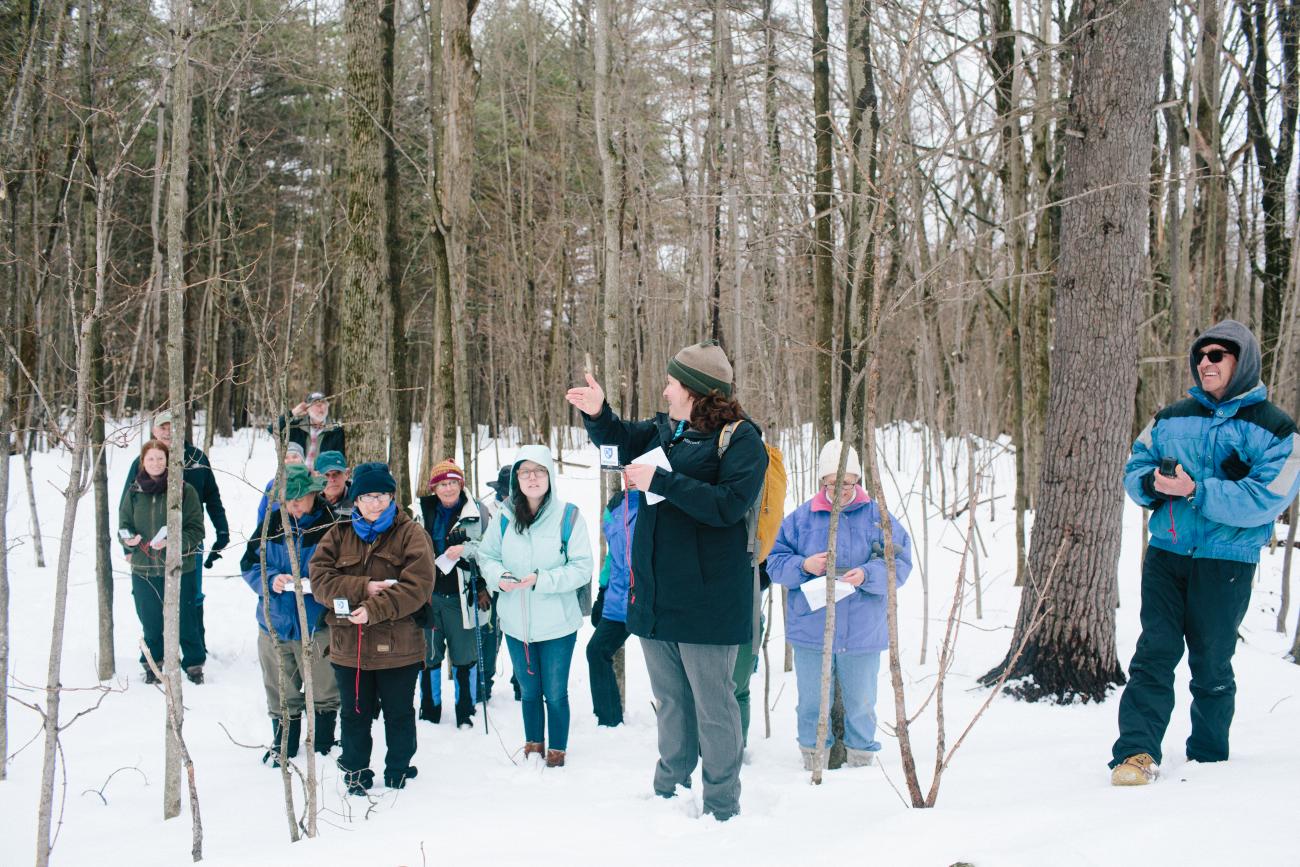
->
xmin=2 ymin=422 xmax=1297 ymax=866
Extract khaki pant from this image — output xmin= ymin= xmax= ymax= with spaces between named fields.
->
xmin=258 ymin=627 xmax=340 ymax=717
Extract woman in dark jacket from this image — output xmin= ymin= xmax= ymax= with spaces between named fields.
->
xmin=567 ymin=341 xmax=767 ymax=821
xmin=119 ymin=439 xmax=206 ymax=683
xmin=308 ymin=462 xmax=435 ymax=795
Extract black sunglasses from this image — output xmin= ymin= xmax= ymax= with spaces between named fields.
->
xmin=1197 ymin=349 xmax=1234 ymax=364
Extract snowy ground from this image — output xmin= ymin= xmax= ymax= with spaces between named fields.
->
xmin=1 ymin=422 xmax=1297 ymax=867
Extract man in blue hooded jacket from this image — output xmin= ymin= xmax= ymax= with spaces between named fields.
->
xmin=1110 ymin=320 xmax=1300 ymax=785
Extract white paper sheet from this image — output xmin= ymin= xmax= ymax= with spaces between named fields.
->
xmin=630 ymin=446 xmax=673 ymax=505
xmin=800 ymin=578 xmax=855 ymax=611
xmin=435 ymin=551 xmax=459 ymax=574
xmin=150 ymin=525 xmax=168 ymax=546
xmin=283 ymin=578 xmax=312 ymax=594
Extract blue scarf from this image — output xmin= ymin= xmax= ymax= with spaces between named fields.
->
xmin=352 ymin=501 xmax=397 ymax=543
xmin=431 ymin=499 xmax=462 ymax=555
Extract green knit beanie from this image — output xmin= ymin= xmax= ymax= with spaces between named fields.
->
xmin=667 ymin=340 xmax=734 ymax=397
xmin=281 ymin=464 xmax=326 ymax=500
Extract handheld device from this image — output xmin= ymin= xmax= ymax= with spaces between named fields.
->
xmin=333 ymin=598 xmax=351 ymax=617
xmin=118 ymin=528 xmax=132 ymax=541
xmin=1158 ymin=457 xmax=1178 ymax=478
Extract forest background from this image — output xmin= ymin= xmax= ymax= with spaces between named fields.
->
xmin=2 ymin=0 xmax=1300 ymax=858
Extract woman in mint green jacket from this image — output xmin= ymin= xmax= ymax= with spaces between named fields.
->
xmin=478 ymin=445 xmax=593 ymax=767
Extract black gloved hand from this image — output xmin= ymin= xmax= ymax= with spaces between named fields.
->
xmin=213 ymin=531 xmax=230 ymax=552
xmin=1221 ymin=450 xmax=1251 ymax=482
xmin=204 ymin=550 xmax=222 ymax=570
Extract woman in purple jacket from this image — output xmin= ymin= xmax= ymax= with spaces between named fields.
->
xmin=766 ymin=440 xmax=912 ymax=770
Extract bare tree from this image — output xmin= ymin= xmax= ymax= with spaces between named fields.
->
xmin=162 ymin=0 xmax=194 ymax=821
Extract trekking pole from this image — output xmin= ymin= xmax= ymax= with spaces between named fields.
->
xmin=469 ymin=564 xmax=490 ymax=734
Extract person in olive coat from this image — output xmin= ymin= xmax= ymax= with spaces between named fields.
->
xmin=120 ymin=411 xmax=229 ymax=652
xmin=119 ymin=438 xmax=206 ymax=683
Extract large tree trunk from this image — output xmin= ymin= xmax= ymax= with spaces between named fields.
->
xmin=417 ymin=0 xmax=456 ymax=476
xmin=339 ymin=0 xmax=397 ymax=464
xmin=982 ymin=0 xmax=1170 ymax=703
xmin=444 ymin=0 xmax=478 ymax=478
xmin=383 ymin=0 xmax=411 ymax=503
xmin=811 ymin=0 xmax=834 ymax=443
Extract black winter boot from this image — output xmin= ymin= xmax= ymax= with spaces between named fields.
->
xmin=314 ymin=711 xmax=337 ymax=755
xmin=262 ymin=718 xmax=300 ymax=766
xmin=454 ymin=666 xmax=475 ymax=728
xmin=384 ymin=765 xmax=418 ymax=789
xmin=286 ymin=716 xmax=302 ymax=758
xmin=343 ymin=767 xmax=375 ymax=796
xmin=419 ymin=669 xmax=441 ymax=723
xmin=261 ymin=719 xmax=282 ymax=766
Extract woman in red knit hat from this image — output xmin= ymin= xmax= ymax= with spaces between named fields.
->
xmin=417 ymin=459 xmax=493 ymax=727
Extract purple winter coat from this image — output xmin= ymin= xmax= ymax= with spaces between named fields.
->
xmin=766 ymin=488 xmax=912 ymax=653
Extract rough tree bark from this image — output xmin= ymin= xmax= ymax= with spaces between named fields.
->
xmin=811 ymin=0 xmax=834 ymax=442
xmin=982 ymin=0 xmax=1170 ymax=702
xmin=443 ymin=0 xmax=478 ymax=479
xmin=339 ymin=0 xmax=397 ymax=464
xmin=383 ymin=0 xmax=411 ymax=503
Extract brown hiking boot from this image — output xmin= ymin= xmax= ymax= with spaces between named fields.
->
xmin=545 ymin=749 xmax=566 ymax=768
xmin=1111 ymin=753 xmax=1157 ymax=786
xmin=523 ymin=741 xmax=545 ymax=761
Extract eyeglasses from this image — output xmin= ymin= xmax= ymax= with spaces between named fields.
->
xmin=356 ymin=492 xmax=391 ymax=504
xmin=823 ymin=482 xmax=858 ymax=492
xmin=1197 ymin=349 xmax=1234 ymax=364
xmin=517 ymin=468 xmax=548 ymax=480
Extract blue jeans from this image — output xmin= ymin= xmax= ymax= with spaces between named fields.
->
xmin=792 ymin=645 xmax=882 ymax=752
xmin=506 ymin=632 xmax=577 ymax=751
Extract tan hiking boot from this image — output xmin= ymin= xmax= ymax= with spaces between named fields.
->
xmin=1111 ymin=753 xmax=1157 ymax=786
xmin=523 ymin=741 xmax=545 ymax=762
xmin=545 ymin=749 xmax=566 ymax=768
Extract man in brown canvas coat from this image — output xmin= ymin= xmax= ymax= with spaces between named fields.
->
xmin=310 ymin=462 xmax=435 ymax=794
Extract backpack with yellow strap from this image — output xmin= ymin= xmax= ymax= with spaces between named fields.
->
xmin=718 ymin=419 xmax=787 ymax=651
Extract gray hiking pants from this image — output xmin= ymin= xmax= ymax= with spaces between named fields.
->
xmin=640 ymin=638 xmax=742 ymax=818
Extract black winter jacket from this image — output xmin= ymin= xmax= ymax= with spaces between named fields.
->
xmin=272 ymin=415 xmax=347 ymax=461
xmin=583 ymin=403 xmax=767 ymax=645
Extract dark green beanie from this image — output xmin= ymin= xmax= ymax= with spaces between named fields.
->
xmin=667 ymin=340 xmax=733 ymax=397
xmin=281 ymin=464 xmax=326 ymax=500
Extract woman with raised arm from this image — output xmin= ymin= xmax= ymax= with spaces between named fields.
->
xmin=565 ymin=341 xmax=767 ymax=821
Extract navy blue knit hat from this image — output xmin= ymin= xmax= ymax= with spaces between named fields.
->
xmin=350 ymin=462 xmax=397 ymax=497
